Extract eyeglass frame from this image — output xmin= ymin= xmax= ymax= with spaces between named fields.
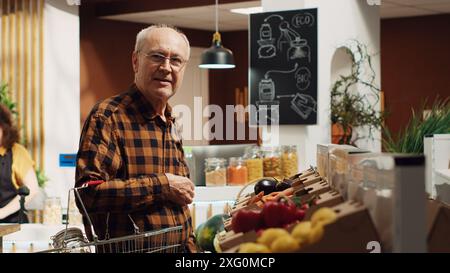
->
xmin=138 ymin=51 xmax=188 ymax=71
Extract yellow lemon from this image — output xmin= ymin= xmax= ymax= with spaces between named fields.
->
xmin=257 ymin=228 xmax=290 ymax=247
xmin=270 ymin=235 xmax=300 ymax=253
xmin=239 ymin=242 xmax=271 ymax=253
xmin=291 ymin=221 xmax=312 ymax=244
xmin=213 ymin=234 xmax=222 ymax=253
xmin=311 ymin=208 xmax=337 ymax=228
xmin=307 ymin=223 xmax=324 ymax=245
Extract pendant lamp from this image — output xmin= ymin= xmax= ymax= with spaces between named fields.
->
xmin=199 ymin=0 xmax=235 ymax=69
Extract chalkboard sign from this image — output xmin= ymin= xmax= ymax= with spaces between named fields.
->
xmin=249 ymin=8 xmax=317 ymax=125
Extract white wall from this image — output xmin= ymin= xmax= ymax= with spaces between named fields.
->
xmin=171 ymin=47 xmax=209 ymax=146
xmin=42 ymin=0 xmax=80 ymax=208
xmin=261 ymin=0 xmax=381 ymax=169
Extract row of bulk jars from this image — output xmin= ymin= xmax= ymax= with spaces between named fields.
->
xmin=244 ymin=146 xmax=264 ymax=182
xmin=281 ymin=145 xmax=298 ymax=178
xmin=262 ymin=146 xmax=282 ymax=179
xmin=227 ymin=157 xmax=248 ymax=186
xmin=204 ymin=158 xmax=227 ymax=186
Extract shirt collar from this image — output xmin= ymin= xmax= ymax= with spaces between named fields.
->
xmin=129 ymin=84 xmax=175 ymax=123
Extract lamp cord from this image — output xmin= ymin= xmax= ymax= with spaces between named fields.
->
xmin=215 ymin=0 xmax=218 ymax=33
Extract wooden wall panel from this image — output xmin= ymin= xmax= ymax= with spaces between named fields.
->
xmin=0 ymin=0 xmax=45 ymax=169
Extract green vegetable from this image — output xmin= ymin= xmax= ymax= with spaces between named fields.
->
xmin=195 ymin=214 xmax=229 ymax=252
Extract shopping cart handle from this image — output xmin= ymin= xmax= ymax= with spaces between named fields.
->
xmin=84 ymin=180 xmax=105 ymax=186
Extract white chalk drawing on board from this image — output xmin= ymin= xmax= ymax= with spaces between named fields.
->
xmin=288 ymin=37 xmax=310 ymax=62
xmin=277 ymin=21 xmax=299 ymax=53
xmin=256 ymin=63 xmax=298 ymax=106
xmin=291 ymin=12 xmax=315 ymax=28
xmin=277 ymin=93 xmax=317 ymax=119
xmin=257 ymin=23 xmax=276 ymax=59
xmin=257 ymin=14 xmax=283 ymax=59
xmin=277 ymin=21 xmax=311 ymax=62
xmin=264 ymin=14 xmax=284 ymax=22
xmin=295 ymin=66 xmax=312 ymax=90
xmin=257 ymin=14 xmax=311 ymax=62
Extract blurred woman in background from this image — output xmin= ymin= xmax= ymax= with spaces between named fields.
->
xmin=0 ymin=104 xmax=38 ymax=223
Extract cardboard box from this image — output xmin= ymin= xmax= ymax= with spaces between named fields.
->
xmin=219 ymin=230 xmax=258 ymax=252
xmin=304 ymin=190 xmax=344 ymax=220
xmin=435 ymin=169 xmax=450 ymax=204
xmin=427 ymin=199 xmax=450 ymax=252
xmin=294 ymin=179 xmax=331 ymax=203
xmin=298 ymin=200 xmax=381 ymax=253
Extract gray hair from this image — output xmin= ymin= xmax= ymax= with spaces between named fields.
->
xmin=134 ymin=24 xmax=190 ymax=59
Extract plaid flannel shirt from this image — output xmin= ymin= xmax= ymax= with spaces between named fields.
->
xmin=75 ymin=84 xmax=196 ymax=252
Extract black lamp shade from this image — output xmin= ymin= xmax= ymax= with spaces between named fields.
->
xmin=199 ymin=41 xmax=235 ymax=69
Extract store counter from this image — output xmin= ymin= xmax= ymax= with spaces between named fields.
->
xmin=2 ymin=223 xmax=83 ymax=253
xmin=0 ymin=224 xmax=20 ymax=253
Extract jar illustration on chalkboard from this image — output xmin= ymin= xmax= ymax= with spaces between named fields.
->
xmin=288 ymin=37 xmax=310 ymax=62
xmin=257 ymin=23 xmax=276 ymax=59
xmin=258 ymin=64 xmax=299 ymax=104
xmin=258 ymin=78 xmax=276 ymax=102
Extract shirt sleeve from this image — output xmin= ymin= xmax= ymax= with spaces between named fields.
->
xmin=12 ymin=143 xmax=35 ymax=187
xmin=75 ymin=111 xmax=170 ymax=214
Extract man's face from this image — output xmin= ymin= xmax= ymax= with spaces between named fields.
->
xmin=132 ymin=28 xmax=190 ymax=102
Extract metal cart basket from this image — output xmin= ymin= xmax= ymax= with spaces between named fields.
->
xmin=40 ymin=182 xmax=186 ymax=253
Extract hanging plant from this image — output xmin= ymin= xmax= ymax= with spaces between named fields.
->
xmin=330 ymin=40 xmax=386 ymax=146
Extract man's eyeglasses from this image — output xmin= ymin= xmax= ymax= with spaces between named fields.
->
xmin=141 ymin=52 xmax=186 ymax=70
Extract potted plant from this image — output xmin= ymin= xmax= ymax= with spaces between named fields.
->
xmin=330 ymin=40 xmax=385 ymax=146
xmin=383 ymin=97 xmax=450 ymax=154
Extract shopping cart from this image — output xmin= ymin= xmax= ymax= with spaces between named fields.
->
xmin=39 ymin=181 xmax=186 ymax=253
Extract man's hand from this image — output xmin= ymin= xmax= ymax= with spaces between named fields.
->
xmin=165 ymin=173 xmax=195 ymax=206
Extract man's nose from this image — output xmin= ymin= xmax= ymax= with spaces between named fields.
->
xmin=159 ymin=58 xmax=172 ymax=71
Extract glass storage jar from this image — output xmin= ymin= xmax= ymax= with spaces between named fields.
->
xmin=262 ymin=146 xmax=282 ymax=179
xmin=183 ymin=146 xmax=198 ymax=186
xmin=68 ymin=191 xmax=83 ymax=226
xmin=43 ymin=197 xmax=62 ymax=225
xmin=205 ymin=158 xmax=227 ymax=186
xmin=281 ymin=145 xmax=298 ymax=178
xmin=245 ymin=146 xmax=263 ymax=182
xmin=227 ymin=157 xmax=248 ymax=186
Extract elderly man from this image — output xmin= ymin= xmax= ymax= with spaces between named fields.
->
xmin=75 ymin=24 xmax=196 ymax=253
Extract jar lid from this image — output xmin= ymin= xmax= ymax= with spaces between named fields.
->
xmin=205 ymin=157 xmax=226 ymax=164
xmin=282 ymin=145 xmax=297 ymax=151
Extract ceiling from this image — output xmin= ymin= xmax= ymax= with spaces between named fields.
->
xmin=99 ymin=0 xmax=450 ymax=32
xmin=383 ymin=0 xmax=450 ymax=18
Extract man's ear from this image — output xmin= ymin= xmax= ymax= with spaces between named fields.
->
xmin=132 ymin=52 xmax=139 ymax=73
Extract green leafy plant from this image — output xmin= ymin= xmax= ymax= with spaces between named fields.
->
xmin=35 ymin=168 xmax=49 ymax=188
xmin=383 ymin=97 xmax=450 ymax=154
xmin=0 ymin=82 xmax=17 ymax=114
xmin=331 ymin=40 xmax=386 ymax=146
